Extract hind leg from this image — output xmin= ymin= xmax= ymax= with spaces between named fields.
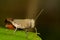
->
xmin=34 ymin=27 xmax=40 ymax=35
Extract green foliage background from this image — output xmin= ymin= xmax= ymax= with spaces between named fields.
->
xmin=0 ymin=27 xmax=42 ymax=40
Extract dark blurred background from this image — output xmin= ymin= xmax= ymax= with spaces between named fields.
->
xmin=0 ymin=0 xmax=60 ymax=40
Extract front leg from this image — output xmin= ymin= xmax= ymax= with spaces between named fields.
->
xmin=14 ymin=27 xmax=17 ymax=32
